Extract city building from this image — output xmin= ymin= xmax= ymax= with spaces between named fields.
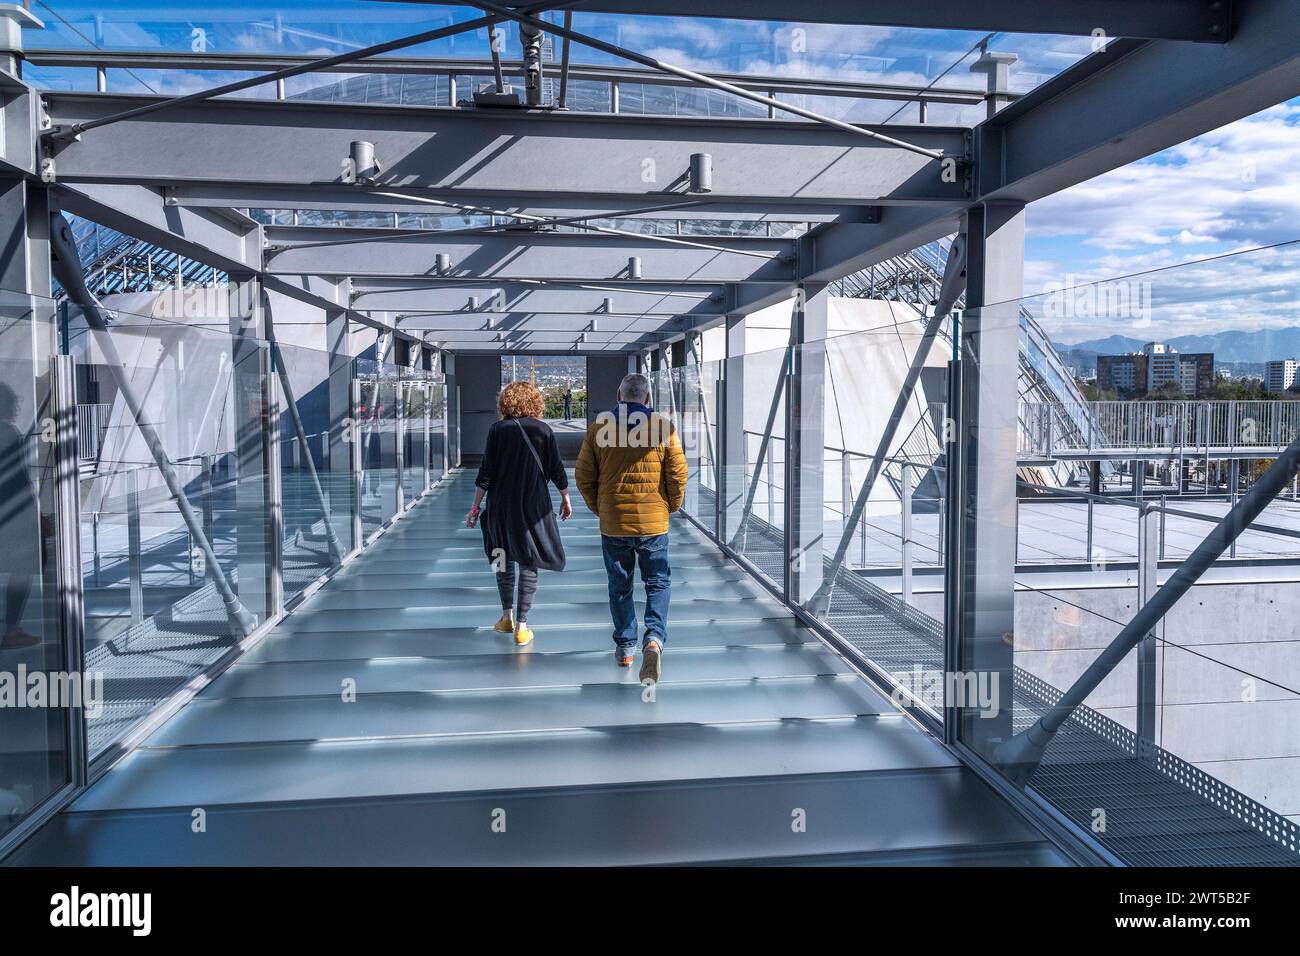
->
xmin=1097 ymin=352 xmax=1147 ymax=395
xmin=1267 ymin=359 xmax=1299 ymax=392
xmin=1097 ymin=343 xmax=1214 ymax=397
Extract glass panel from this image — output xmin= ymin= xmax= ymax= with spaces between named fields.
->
xmin=676 ymin=360 xmax=722 ymax=537
xmin=355 ymin=363 xmax=400 ymax=539
xmin=402 ymin=380 xmax=428 ymax=505
xmin=66 ymin=301 xmax=274 ymax=758
xmin=723 ymin=344 xmax=788 ymax=589
xmin=0 ymin=295 xmax=69 ymax=841
xmin=429 ymin=382 xmax=447 ymax=484
xmin=804 ymin=325 xmax=951 ymax=706
xmin=276 ymin=340 xmax=354 ymax=604
xmin=955 ymin=238 xmax=1300 ymax=865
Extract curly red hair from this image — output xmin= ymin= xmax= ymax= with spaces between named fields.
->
xmin=498 ymin=381 xmax=545 ymax=419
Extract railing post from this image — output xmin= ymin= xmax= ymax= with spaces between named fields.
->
xmin=901 ymin=462 xmax=913 ymax=606
xmin=125 ymin=467 xmax=144 ymax=629
xmin=92 ymin=510 xmax=102 ymax=587
xmin=51 ymin=354 xmax=88 ymax=788
xmin=394 ymin=378 xmax=406 ymax=512
xmin=201 ymin=453 xmax=214 ymax=536
xmin=1086 ymin=496 xmax=1094 ymax=563
xmin=1136 ymin=501 xmax=1161 ymax=753
xmin=424 ymin=382 xmax=433 ymax=495
xmin=841 ymin=451 xmax=852 ymax=531
xmin=1159 ymin=493 xmax=1167 ymax=560
xmin=765 ymin=444 xmax=775 ymax=525
xmin=350 ymin=378 xmax=364 ymax=546
xmin=1229 ymin=458 xmax=1240 ymax=558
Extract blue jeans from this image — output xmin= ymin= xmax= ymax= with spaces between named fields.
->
xmin=601 ymin=533 xmax=670 ymax=651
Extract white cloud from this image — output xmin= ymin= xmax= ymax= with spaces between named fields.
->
xmin=1028 ymin=102 xmax=1300 ymax=252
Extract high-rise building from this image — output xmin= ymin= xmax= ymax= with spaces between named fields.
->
xmin=1097 ymin=352 xmax=1147 ymax=395
xmin=1266 ymin=359 xmax=1298 ymax=393
xmin=1097 ymin=344 xmax=1214 ymax=397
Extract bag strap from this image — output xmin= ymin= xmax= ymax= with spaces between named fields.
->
xmin=511 ymin=418 xmax=548 ymax=479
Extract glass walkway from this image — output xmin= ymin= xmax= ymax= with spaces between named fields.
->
xmin=8 ymin=469 xmax=1062 ymax=866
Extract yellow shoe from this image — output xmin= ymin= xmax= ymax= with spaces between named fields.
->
xmin=493 ymin=615 xmax=514 ymax=633
xmin=514 ymin=624 xmax=534 ymax=647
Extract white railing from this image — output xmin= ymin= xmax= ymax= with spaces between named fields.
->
xmin=76 ymin=402 xmax=114 ymax=462
xmin=1021 ymin=399 xmax=1300 ymax=457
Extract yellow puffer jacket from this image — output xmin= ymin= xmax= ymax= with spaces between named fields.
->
xmin=575 ymin=406 xmax=689 ymax=537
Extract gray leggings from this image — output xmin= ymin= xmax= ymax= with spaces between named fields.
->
xmin=496 ymin=562 xmax=538 ymax=620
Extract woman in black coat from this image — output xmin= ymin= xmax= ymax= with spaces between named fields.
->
xmin=466 ymin=381 xmax=571 ymax=646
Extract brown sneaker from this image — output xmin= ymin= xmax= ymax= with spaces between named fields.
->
xmin=639 ymin=641 xmax=662 ymax=684
xmin=616 ymin=649 xmax=634 ymax=668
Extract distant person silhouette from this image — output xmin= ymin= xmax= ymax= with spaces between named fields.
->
xmin=563 ymin=387 xmax=573 ymax=422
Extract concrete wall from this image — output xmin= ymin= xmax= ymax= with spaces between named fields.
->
xmin=457 ymin=354 xmax=501 ymax=462
xmin=913 ymin=576 xmax=1300 ymax=823
xmin=585 ymin=355 xmax=627 ymax=424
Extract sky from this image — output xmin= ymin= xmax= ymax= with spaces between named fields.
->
xmin=24 ymin=1 xmax=1300 ymax=346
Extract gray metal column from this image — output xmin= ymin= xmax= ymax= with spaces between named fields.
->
xmin=720 ymin=314 xmax=747 ymax=543
xmin=786 ymin=283 xmax=828 ymax=607
xmin=349 ymin=378 xmax=364 ymax=545
xmin=0 ymin=178 xmax=54 ymax=362
xmin=1136 ymin=502 xmax=1162 ymax=750
xmin=232 ymin=278 xmax=278 ymax=619
xmin=951 ymin=201 xmax=1024 ymax=755
xmin=444 ymin=352 xmax=458 ymax=470
xmin=326 ymin=308 xmax=356 ymax=554
xmin=50 ymin=354 xmax=88 ymax=787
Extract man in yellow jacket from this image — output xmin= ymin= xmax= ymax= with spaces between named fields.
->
xmin=575 ymin=373 xmax=688 ymax=684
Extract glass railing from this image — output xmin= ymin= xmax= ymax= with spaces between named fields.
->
xmin=0 ymin=293 xmax=70 ymax=847
xmin=953 ymin=237 xmax=1300 ymax=865
xmin=670 ymin=319 xmax=953 ymax=718
xmin=1 ymin=286 xmax=449 ymax=849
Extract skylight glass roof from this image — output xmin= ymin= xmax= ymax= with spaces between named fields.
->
xmin=23 ymin=0 xmax=1097 ymax=127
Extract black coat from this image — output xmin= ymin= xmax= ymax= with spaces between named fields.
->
xmin=475 ymin=417 xmax=568 ymax=571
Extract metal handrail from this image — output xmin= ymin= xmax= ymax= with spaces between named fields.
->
xmin=27 ymin=49 xmax=997 ymax=110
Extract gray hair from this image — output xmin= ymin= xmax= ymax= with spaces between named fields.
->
xmin=618 ymin=373 xmax=651 ymax=402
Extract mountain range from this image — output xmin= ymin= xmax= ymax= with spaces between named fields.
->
xmin=1056 ymin=327 xmax=1300 ymax=364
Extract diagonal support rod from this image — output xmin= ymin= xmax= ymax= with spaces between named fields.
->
xmin=49 ymin=211 xmax=258 ymax=639
xmin=460 ymin=0 xmax=950 ymax=161
xmin=808 ymin=234 xmax=966 ymax=618
xmin=269 ymin=336 xmax=347 ymax=565
xmin=726 ymin=302 xmax=799 ymax=551
xmin=994 ymin=432 xmax=1300 ymax=786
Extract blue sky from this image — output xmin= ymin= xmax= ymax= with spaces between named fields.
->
xmin=25 ymin=2 xmax=1300 ymax=344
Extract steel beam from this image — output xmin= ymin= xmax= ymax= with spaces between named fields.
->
xmin=352 ymin=282 xmax=726 ymax=317
xmin=978 ymin=2 xmax=1300 ymax=203
xmin=52 ymin=183 xmax=259 ymax=274
xmin=40 ymin=93 xmax=968 ymax=206
xmin=477 ymin=0 xmax=1233 ymax=41
xmin=264 ymin=228 xmax=795 ymax=283
xmin=163 ymin=183 xmax=874 ymax=224
xmin=951 ymin=202 xmax=1024 ymax=756
xmin=397 ymin=314 xmax=684 ymax=332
